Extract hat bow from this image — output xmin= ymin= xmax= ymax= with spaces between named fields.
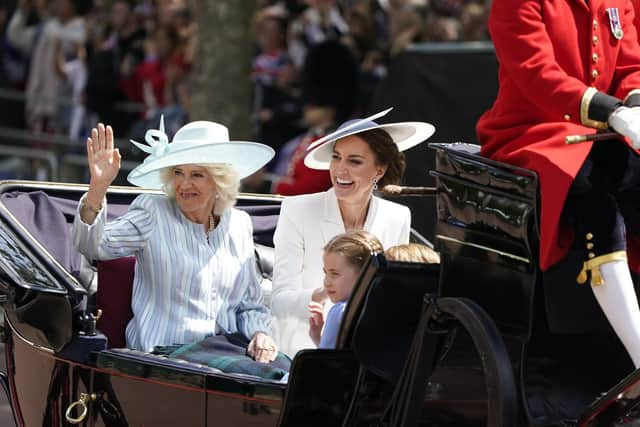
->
xmin=130 ymin=116 xmax=170 ymax=161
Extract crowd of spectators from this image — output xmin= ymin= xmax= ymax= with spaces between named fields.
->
xmin=250 ymin=0 xmax=491 ymax=193
xmin=0 ymin=0 xmax=490 ymax=185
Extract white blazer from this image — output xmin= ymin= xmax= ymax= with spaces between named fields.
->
xmin=271 ymin=188 xmax=411 ymax=356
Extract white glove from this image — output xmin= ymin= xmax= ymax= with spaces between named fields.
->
xmin=608 ymin=106 xmax=640 ymax=149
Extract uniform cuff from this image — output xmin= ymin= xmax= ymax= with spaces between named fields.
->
xmin=580 ymin=87 xmax=622 ymax=129
xmin=624 ymin=89 xmax=640 ymax=107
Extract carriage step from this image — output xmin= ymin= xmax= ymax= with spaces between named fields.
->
xmin=577 ymin=368 xmax=640 ymax=426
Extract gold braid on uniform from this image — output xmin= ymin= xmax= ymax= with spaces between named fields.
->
xmin=576 ymin=250 xmax=628 ymax=285
xmin=580 ymin=87 xmax=623 ymax=129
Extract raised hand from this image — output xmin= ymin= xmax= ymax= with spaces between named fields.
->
xmin=87 ymin=123 xmax=121 ymax=191
xmin=308 ymin=301 xmax=325 ymax=346
xmin=82 ymin=124 xmax=121 ymax=220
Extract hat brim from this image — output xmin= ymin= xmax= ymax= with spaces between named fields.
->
xmin=127 ymin=142 xmax=274 ymax=189
xmin=304 ymin=121 xmax=435 ymax=170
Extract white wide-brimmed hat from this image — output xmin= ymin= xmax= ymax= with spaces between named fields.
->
xmin=304 ymin=108 xmax=435 ymax=170
xmin=127 ymin=118 xmax=275 ymax=189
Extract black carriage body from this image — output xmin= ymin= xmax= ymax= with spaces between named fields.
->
xmin=431 ymin=142 xmax=539 ymax=340
xmin=1 ymin=147 xmax=637 ymax=427
xmin=0 ymin=182 xmax=288 ymax=427
xmin=0 ymin=181 xmax=435 ymax=427
xmin=429 ymin=143 xmax=639 ymax=427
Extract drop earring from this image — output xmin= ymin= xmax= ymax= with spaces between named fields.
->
xmin=372 ymin=178 xmax=378 ymax=191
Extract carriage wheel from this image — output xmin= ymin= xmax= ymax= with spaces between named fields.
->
xmin=438 ymin=297 xmax=518 ymax=426
xmin=390 ymin=296 xmax=519 ymax=427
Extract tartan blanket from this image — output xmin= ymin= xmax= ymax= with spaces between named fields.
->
xmin=154 ymin=333 xmax=291 ymax=380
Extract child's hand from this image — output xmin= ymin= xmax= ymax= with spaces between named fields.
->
xmin=311 ymin=287 xmax=328 ymax=303
xmin=308 ymin=301 xmax=325 ymax=346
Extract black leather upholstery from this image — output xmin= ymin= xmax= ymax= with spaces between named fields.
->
xmin=348 ymin=256 xmax=440 ymax=383
xmin=430 ymin=142 xmax=539 ymax=340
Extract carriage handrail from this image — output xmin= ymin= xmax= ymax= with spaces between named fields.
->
xmin=381 ymin=184 xmax=437 ymax=196
xmin=61 ymin=153 xmax=139 ymax=173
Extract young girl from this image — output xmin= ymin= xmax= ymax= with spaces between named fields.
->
xmin=308 ymin=230 xmax=384 ymax=349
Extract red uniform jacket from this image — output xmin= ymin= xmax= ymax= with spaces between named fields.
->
xmin=634 ymin=0 xmax=640 ymax=40
xmin=477 ymin=0 xmax=640 ymax=271
xmin=274 ymin=132 xmax=331 ymax=196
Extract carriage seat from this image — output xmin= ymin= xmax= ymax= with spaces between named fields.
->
xmin=343 ymin=254 xmax=440 ymax=383
xmin=96 ymin=257 xmax=135 ymax=348
xmin=96 ymin=245 xmax=276 ymax=348
xmin=277 ymin=255 xmax=440 ymax=426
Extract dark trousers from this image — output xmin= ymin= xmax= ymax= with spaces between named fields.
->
xmin=544 ymin=141 xmax=640 ymax=333
xmin=563 ymin=140 xmax=640 ymax=256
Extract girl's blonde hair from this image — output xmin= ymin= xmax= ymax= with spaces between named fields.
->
xmin=323 ymin=230 xmax=384 ymax=270
xmin=160 ymin=164 xmax=240 ymax=215
xmin=385 ymin=243 xmax=440 ymax=264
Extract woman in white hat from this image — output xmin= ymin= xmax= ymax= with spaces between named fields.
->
xmin=72 ymin=119 xmax=279 ymax=363
xmin=271 ymin=108 xmax=435 ymax=356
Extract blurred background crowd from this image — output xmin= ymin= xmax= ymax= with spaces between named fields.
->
xmin=0 ymin=0 xmax=490 ymax=193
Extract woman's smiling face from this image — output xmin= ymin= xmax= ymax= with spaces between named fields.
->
xmin=172 ymin=164 xmax=217 ymax=220
xmin=329 ymin=135 xmax=386 ymax=203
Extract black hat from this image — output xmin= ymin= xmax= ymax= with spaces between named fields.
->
xmin=301 ymin=41 xmax=359 ymax=123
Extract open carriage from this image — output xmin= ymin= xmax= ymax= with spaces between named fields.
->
xmin=0 ymin=143 xmax=638 ymax=426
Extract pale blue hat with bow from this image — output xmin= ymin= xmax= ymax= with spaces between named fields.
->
xmin=127 ymin=118 xmax=275 ymax=189
xmin=304 ymin=108 xmax=435 ymax=170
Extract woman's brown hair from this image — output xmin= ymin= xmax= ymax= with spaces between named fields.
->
xmin=355 ymin=128 xmax=406 ymax=186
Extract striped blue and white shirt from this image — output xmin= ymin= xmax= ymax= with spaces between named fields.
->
xmin=72 ymin=193 xmax=272 ymax=352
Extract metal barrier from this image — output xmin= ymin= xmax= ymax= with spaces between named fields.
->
xmin=0 ymin=85 xmax=147 ymax=182
xmin=61 ymin=153 xmax=139 ymax=182
xmin=0 ymin=87 xmax=146 ymax=113
xmin=0 ymin=125 xmax=140 ymax=182
xmin=0 ymin=145 xmax=58 ymax=180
